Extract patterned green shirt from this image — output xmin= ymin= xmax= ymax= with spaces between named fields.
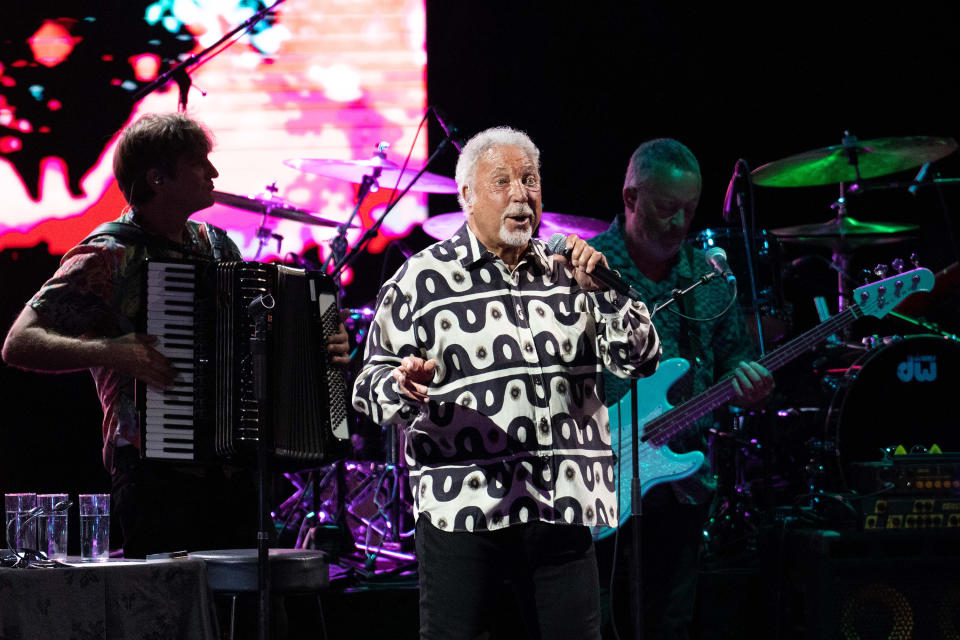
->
xmin=589 ymin=215 xmax=757 ymax=502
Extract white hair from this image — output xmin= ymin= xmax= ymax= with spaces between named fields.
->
xmin=455 ymin=126 xmax=540 ymax=211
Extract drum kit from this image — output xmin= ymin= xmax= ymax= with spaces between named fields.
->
xmin=703 ymin=132 xmax=960 ymax=557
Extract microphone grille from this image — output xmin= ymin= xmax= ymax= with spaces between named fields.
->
xmin=546 ymin=233 xmax=567 ymax=254
xmin=705 ymin=246 xmax=727 ymax=262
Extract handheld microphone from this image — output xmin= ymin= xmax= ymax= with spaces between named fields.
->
xmin=546 ymin=233 xmax=643 ymax=302
xmin=705 ymin=246 xmax=736 ymax=285
xmin=908 ymin=162 xmax=932 ymax=196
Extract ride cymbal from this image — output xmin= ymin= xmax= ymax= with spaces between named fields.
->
xmin=212 ymin=191 xmax=356 ymax=227
xmin=751 ymin=135 xmax=958 ymax=187
xmin=771 ymin=216 xmax=918 ymax=247
xmin=284 ymin=156 xmax=458 ymax=194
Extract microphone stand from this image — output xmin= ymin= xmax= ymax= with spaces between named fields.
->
xmin=248 ymin=293 xmax=275 ymax=640
xmin=627 ymin=272 xmax=716 ymax=639
xmin=132 ymin=0 xmax=287 ymax=109
xmin=726 ymin=159 xmax=766 ymax=356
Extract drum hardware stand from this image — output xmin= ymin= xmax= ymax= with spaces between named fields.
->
xmin=832 ymin=131 xmax=868 ymax=314
xmin=331 ymin=130 xmax=459 ymax=279
xmin=252 ymin=183 xmax=286 ymax=260
xmin=356 ymin=427 xmax=416 ymax=574
xmin=321 ymin=143 xmax=389 ymax=282
xmin=703 ymin=410 xmax=765 ymax=561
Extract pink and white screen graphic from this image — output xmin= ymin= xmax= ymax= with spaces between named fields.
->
xmin=0 ymin=0 xmax=428 ymax=284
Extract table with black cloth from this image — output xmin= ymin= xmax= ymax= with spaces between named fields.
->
xmin=0 ymin=557 xmax=218 ymax=639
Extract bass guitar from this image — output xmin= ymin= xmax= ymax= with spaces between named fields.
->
xmin=595 ymin=267 xmax=934 ymax=540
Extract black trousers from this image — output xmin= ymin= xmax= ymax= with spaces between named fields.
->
xmin=111 ymin=446 xmax=259 ymax=559
xmin=415 ymin=517 xmax=602 ymax=640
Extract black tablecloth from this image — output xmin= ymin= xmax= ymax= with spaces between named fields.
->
xmin=0 ymin=557 xmax=218 ymax=640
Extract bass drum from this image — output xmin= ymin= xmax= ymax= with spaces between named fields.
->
xmin=688 ymin=227 xmax=789 ymax=345
xmin=825 ymin=335 xmax=960 ymax=491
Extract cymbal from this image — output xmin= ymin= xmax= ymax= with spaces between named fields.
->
xmin=537 ymin=212 xmax=610 ymax=239
xmin=771 ymin=216 xmax=918 ymax=247
xmin=212 ymin=191 xmax=356 ymax=227
xmin=751 ymin=135 xmax=958 ymax=187
xmin=284 ymin=156 xmax=458 ymax=194
xmin=422 ymin=211 xmax=609 ymax=241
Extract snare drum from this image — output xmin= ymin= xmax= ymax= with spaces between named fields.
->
xmin=824 ymin=335 xmax=960 ymax=491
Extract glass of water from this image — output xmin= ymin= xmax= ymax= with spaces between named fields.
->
xmin=37 ymin=493 xmax=70 ymax=561
xmin=4 ymin=492 xmax=38 ymax=554
xmin=78 ymin=493 xmax=110 ymax=562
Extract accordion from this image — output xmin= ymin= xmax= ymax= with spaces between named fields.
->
xmin=137 ymin=259 xmax=349 ymax=465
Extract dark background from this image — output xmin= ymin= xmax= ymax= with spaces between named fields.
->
xmin=4 ymin=2 xmax=960 ymax=549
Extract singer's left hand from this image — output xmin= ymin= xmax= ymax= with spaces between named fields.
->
xmin=554 ymin=234 xmax=609 ymax=292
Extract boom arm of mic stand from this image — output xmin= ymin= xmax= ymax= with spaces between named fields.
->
xmin=651 ymin=272 xmax=717 ymax=317
xmin=131 ymin=0 xmax=288 ymax=106
xmin=331 ymin=137 xmax=453 ymax=278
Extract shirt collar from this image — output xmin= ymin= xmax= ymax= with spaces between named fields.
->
xmin=451 ymin=222 xmax=552 ymax=272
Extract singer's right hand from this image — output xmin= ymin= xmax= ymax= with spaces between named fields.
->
xmin=392 ymin=355 xmax=436 ymax=403
xmin=554 ymin=234 xmax=610 ymax=292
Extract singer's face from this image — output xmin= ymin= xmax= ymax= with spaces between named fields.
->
xmin=463 ymin=145 xmax=542 ymax=261
xmin=624 ymin=165 xmax=701 ymax=263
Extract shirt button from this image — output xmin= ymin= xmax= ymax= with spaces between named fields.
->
xmin=534 ymin=377 xmax=543 ymax=386
xmin=539 ymin=418 xmax=549 ymax=434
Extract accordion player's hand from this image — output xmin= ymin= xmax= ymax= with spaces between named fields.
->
xmin=108 ymin=333 xmax=177 ymax=389
xmin=326 ymin=319 xmax=351 ymax=365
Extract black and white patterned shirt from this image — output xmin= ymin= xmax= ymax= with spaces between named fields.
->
xmin=352 ymin=223 xmax=660 ymax=533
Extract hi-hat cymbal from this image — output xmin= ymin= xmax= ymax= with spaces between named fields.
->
xmin=751 ymin=135 xmax=958 ymax=187
xmin=422 ymin=211 xmax=609 ymax=241
xmin=212 ymin=191 xmax=356 ymax=227
xmin=771 ymin=216 xmax=918 ymax=247
xmin=284 ymin=156 xmax=458 ymax=194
